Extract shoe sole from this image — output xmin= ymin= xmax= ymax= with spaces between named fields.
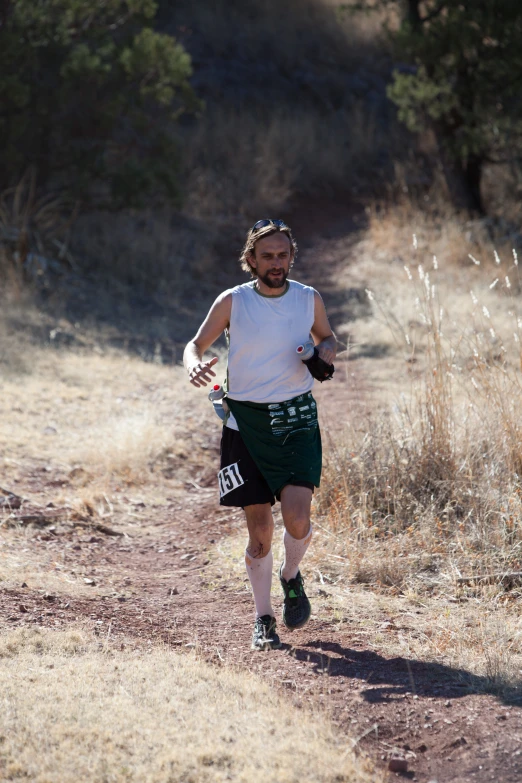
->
xmin=282 ymin=610 xmax=311 ymax=631
xmin=251 ymin=640 xmax=282 ymax=651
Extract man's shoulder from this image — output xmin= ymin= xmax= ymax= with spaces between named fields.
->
xmin=216 ymin=282 xmax=253 ymax=301
xmin=288 ymin=279 xmax=317 ymax=295
xmin=224 ymin=281 xmax=256 ymax=299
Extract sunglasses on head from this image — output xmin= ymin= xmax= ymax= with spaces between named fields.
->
xmin=251 ymin=219 xmax=288 ymax=233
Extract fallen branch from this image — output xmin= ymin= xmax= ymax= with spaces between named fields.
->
xmin=457 ymin=572 xmax=522 ymax=588
xmin=14 ymin=514 xmax=54 ymax=527
xmin=94 ymin=523 xmax=123 ymax=537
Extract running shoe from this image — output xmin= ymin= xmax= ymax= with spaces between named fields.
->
xmin=279 ymin=566 xmax=311 ymax=630
xmin=251 ymin=614 xmax=281 ymax=651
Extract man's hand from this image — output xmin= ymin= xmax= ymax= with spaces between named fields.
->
xmin=302 ymin=349 xmax=334 ymax=382
xmin=317 ymin=343 xmax=335 ymax=365
xmin=188 ymin=356 xmax=218 ymax=388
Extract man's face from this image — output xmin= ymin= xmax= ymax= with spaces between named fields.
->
xmin=249 ymin=233 xmax=293 ymax=289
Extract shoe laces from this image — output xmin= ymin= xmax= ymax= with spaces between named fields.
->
xmin=255 ymin=615 xmax=273 ymax=637
xmin=286 ymin=575 xmax=304 ymax=601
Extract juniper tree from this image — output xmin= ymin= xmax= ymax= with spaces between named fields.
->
xmin=387 ymin=0 xmax=522 ymax=213
xmin=344 ymin=1 xmax=522 ymax=213
xmin=0 ymin=0 xmax=199 ymax=207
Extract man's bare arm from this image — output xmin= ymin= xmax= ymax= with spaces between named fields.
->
xmin=311 ymin=291 xmax=337 ymax=366
xmin=183 ymin=293 xmax=232 ymax=388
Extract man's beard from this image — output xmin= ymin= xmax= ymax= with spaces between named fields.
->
xmin=257 ymin=269 xmax=288 ymax=289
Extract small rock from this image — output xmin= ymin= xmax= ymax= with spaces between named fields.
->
xmin=43 ymin=593 xmax=56 ymax=602
xmin=19 ymin=604 xmax=29 ymax=613
xmin=0 ymin=494 xmax=22 ymax=509
xmin=168 ymin=587 xmax=179 ymax=596
xmin=449 ymin=737 xmax=467 ymax=749
xmin=21 ymin=582 xmax=28 ymax=588
xmin=83 ymin=578 xmax=96 ymax=586
xmin=388 ymin=758 xmax=408 ymax=773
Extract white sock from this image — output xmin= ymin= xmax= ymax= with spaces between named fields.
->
xmin=245 ymin=549 xmax=274 ymax=617
xmin=281 ymin=526 xmax=312 ymax=582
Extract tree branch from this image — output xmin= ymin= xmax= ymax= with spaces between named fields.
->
xmin=420 ymin=2 xmax=447 ymax=25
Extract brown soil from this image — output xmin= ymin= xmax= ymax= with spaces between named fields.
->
xmin=2 ymin=206 xmax=522 ymax=783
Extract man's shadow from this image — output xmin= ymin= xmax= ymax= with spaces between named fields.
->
xmin=288 ymin=640 xmax=522 ymax=707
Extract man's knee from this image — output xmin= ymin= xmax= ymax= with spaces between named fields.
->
xmin=280 ymin=485 xmax=312 ymax=538
xmin=245 ymin=503 xmax=274 ymax=541
xmin=284 ymin=513 xmax=310 ymax=540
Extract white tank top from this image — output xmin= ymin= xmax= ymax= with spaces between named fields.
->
xmin=225 ymin=279 xmax=315 ymax=405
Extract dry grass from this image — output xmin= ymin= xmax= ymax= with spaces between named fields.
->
xmin=0 ymin=627 xmax=374 ymax=783
xmin=70 ymin=209 xmax=216 ymax=289
xmin=302 ymin=205 xmax=522 ymax=696
xmin=173 ymin=0 xmax=388 ymax=70
xmin=0 ymin=333 xmax=214 ymax=486
xmin=182 ymin=102 xmax=395 ymax=222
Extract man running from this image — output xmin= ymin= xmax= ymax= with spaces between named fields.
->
xmin=183 ymin=219 xmax=336 ymax=651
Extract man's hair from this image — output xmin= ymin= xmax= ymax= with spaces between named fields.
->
xmin=239 ymin=222 xmax=298 ymax=277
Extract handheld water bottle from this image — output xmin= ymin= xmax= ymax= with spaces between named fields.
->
xmin=296 ymin=340 xmax=315 ymax=361
xmin=208 ymin=384 xmax=225 ymax=402
xmin=208 ymin=384 xmax=227 ymax=421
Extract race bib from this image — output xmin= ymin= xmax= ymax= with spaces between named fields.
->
xmin=218 ymin=462 xmax=245 ymax=497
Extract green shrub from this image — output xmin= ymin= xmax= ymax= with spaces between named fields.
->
xmin=0 ymin=0 xmax=200 ymax=207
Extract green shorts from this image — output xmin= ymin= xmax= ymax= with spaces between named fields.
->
xmin=219 ymin=427 xmax=314 ymax=507
xmin=226 ymin=392 xmax=322 ymax=499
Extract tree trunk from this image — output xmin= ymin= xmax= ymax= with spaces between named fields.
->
xmin=406 ymin=0 xmax=422 ymax=31
xmin=0 ymin=1 xmax=11 ymax=30
xmin=436 ymin=139 xmax=485 ymax=215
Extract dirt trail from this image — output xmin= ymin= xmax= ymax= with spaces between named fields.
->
xmin=2 ymin=205 xmax=522 ymax=782
xmin=3 ymin=410 xmax=522 ymax=783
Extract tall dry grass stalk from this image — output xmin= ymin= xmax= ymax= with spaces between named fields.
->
xmin=318 ymin=230 xmax=522 ymax=581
